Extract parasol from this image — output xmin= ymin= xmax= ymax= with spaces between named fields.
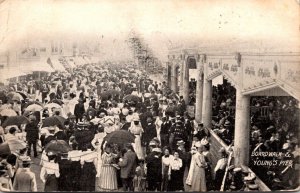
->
xmin=44 ymin=103 xmax=62 ymax=109
xmin=51 ymin=99 xmax=64 ymax=105
xmin=0 ymin=104 xmax=12 ymax=112
xmin=25 ymin=104 xmax=43 ymax=112
xmin=24 ymin=101 xmax=43 ymax=108
xmin=103 ymin=130 xmax=135 ymax=146
xmin=123 ymin=94 xmax=142 ymax=103
xmin=0 ymin=109 xmax=17 ymax=117
xmin=0 ymin=139 xmax=27 ymax=155
xmin=7 ymin=92 xmax=25 ymax=101
xmin=45 ymin=140 xmax=71 ymax=154
xmin=2 ymin=115 xmax=30 ymax=127
xmin=42 ymin=116 xmax=66 ymax=128
xmin=16 ymin=91 xmax=28 ymax=99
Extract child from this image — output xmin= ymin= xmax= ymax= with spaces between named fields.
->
xmin=134 ymin=160 xmax=146 ymax=192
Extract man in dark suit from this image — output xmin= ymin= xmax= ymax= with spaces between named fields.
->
xmin=13 ymin=157 xmax=37 ymax=192
xmin=160 ymin=116 xmax=171 ymax=148
xmin=118 ymin=143 xmax=137 ymax=191
xmin=25 ymin=115 xmax=39 ymax=157
xmin=74 ymin=99 xmax=85 ymax=123
xmin=145 ymin=148 xmax=162 ymax=191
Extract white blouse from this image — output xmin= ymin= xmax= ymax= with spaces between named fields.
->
xmin=40 ymin=161 xmax=60 ymax=183
xmin=68 ymin=150 xmax=83 ymax=161
xmin=80 ymin=150 xmax=98 ymax=165
xmin=162 ymin=155 xmax=174 ymax=166
xmin=168 ymin=158 xmax=182 ymax=174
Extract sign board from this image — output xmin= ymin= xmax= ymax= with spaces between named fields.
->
xmin=242 ymin=58 xmax=277 ymax=89
xmin=280 ymin=60 xmax=300 ymax=92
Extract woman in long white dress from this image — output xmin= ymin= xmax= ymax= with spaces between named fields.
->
xmin=185 ymin=146 xmax=198 ymax=186
xmin=128 ymin=118 xmax=144 ymax=160
xmin=154 ymin=116 xmax=162 ymax=143
xmin=190 ymin=144 xmax=207 ymax=192
xmin=91 ymin=130 xmax=106 ymax=177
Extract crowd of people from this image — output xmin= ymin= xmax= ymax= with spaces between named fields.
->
xmin=0 ymin=62 xmax=298 ymax=192
xmin=206 ymin=80 xmax=299 ymax=190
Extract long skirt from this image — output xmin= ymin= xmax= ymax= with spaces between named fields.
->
xmin=214 ymin=169 xmax=225 ymax=191
xmin=132 ymin=135 xmax=144 ymax=160
xmin=98 ymin=165 xmax=118 ymax=190
xmin=44 ymin=174 xmax=58 ymax=192
xmin=80 ymin=162 xmax=97 ymax=191
xmin=186 ymin=156 xmax=195 ymax=186
xmin=162 ymin=166 xmax=169 ymax=191
xmin=58 ymin=162 xmax=73 ymax=191
xmin=70 ymin=161 xmax=82 ymax=191
xmin=190 ymin=165 xmax=206 ymax=191
xmin=205 ymin=166 xmax=214 ymax=191
xmin=169 ymin=170 xmax=184 ymax=191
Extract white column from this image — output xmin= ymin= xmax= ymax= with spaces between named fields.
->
xmin=195 ymin=60 xmax=204 ymax=123
xmin=234 ymin=89 xmax=250 ymax=166
xmin=167 ymin=63 xmax=172 ymax=88
xmin=182 ymin=59 xmax=189 ymax=105
xmin=179 ymin=62 xmax=184 ymax=95
xmin=202 ymin=78 xmax=212 ymax=128
xmin=171 ymin=65 xmax=178 ymax=93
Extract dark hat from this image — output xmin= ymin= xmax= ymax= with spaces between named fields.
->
xmin=224 ymin=121 xmax=231 ymax=127
xmin=21 ymin=156 xmax=33 ymax=164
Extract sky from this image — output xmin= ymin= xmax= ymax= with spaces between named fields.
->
xmin=0 ymin=0 xmax=299 ymax=61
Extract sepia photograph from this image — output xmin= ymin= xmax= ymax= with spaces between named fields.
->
xmin=0 ymin=0 xmax=299 ymax=192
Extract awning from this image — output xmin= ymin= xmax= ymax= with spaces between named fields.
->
xmin=25 ymin=60 xmax=55 ymax=73
xmin=62 ymin=57 xmax=76 ymax=68
xmin=83 ymin=57 xmax=91 ymax=64
xmin=0 ymin=67 xmax=28 ymax=82
xmin=47 ymin=57 xmax=66 ymax=71
xmin=74 ymin=57 xmax=87 ymax=66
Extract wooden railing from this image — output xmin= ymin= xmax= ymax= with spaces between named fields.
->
xmin=228 ymin=106 xmax=272 ymax=117
xmin=208 ymin=129 xmax=271 ymax=191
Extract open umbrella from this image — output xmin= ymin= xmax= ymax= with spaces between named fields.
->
xmin=0 ymin=109 xmax=17 ymax=117
xmin=0 ymin=91 xmax=8 ymax=103
xmin=7 ymin=92 xmax=24 ymax=101
xmin=42 ymin=116 xmax=66 ymax=128
xmin=123 ymin=94 xmax=142 ymax=103
xmin=2 ymin=115 xmax=30 ymax=127
xmin=44 ymin=103 xmax=62 ymax=109
xmin=51 ymin=99 xmax=64 ymax=105
xmin=0 ymin=139 xmax=27 ymax=155
xmin=103 ymin=130 xmax=135 ymax=146
xmin=25 ymin=104 xmax=43 ymax=112
xmin=45 ymin=140 xmax=71 ymax=154
xmin=16 ymin=91 xmax=28 ymax=99
xmin=24 ymin=101 xmax=43 ymax=108
xmin=105 ymin=89 xmax=120 ymax=96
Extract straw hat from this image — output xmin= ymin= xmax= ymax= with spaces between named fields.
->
xmin=176 ymin=140 xmax=185 ymax=146
xmin=152 ymin=148 xmax=162 ymax=153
